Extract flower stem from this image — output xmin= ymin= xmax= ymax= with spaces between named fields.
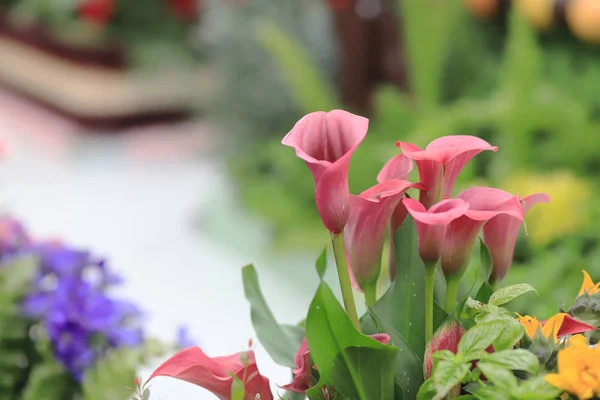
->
xmin=425 ymin=263 xmax=436 ymax=343
xmin=445 ymin=277 xmax=461 ymax=313
xmin=331 ymin=233 xmax=360 ymax=330
xmin=364 ymin=284 xmax=377 ymax=308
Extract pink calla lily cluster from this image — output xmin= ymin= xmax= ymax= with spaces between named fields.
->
xmin=145 ymin=110 xmax=552 ymax=400
xmin=282 ymin=110 xmax=549 ymax=291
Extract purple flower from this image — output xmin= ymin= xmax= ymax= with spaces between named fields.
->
xmin=176 ymin=326 xmax=196 ymax=349
xmin=20 ymin=243 xmax=144 ymax=380
xmin=0 ymin=216 xmax=31 ymax=259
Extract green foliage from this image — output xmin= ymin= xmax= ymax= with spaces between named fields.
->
xmin=315 ymin=247 xmax=328 ymax=281
xmin=0 ymin=255 xmax=41 ymax=399
xmin=20 ymin=361 xmax=76 ymax=400
xmin=242 ymin=265 xmax=305 ymax=368
xmin=82 ymin=348 xmax=143 ymax=400
xmin=305 ymin=282 xmax=398 ymax=400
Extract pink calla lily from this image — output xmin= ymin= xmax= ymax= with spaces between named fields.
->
xmin=402 ymin=198 xmax=470 ymax=265
xmin=283 ymin=334 xmax=390 ymax=394
xmin=148 ymin=347 xmax=273 ymax=400
xmin=377 ymin=153 xmax=416 ymax=279
xmin=441 ymin=187 xmax=524 ymax=277
xmin=344 ymin=180 xmax=425 ymax=290
xmin=399 ymin=136 xmax=498 ymax=208
xmin=484 ymin=193 xmax=550 ymax=282
xmin=282 ymin=110 xmax=368 ymax=234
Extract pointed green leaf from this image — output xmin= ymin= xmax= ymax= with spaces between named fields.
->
xmin=493 ymin=319 xmax=526 ymax=351
xmin=242 ymin=265 xmax=304 ymax=368
xmin=479 ymin=239 xmax=492 ymax=282
xmin=489 ymin=284 xmax=537 ymax=306
xmin=458 ymin=320 xmax=504 ymax=355
xmin=475 ymin=283 xmax=495 ymax=303
xmin=486 ymin=349 xmax=540 ymax=375
xmin=307 ymin=282 xmax=398 ymax=400
xmin=315 ymin=247 xmax=327 ymax=280
xmin=476 ymin=362 xmax=518 ymax=389
xmin=231 ymin=376 xmax=245 ymax=400
xmin=142 ymin=389 xmax=151 ymax=400
xmin=432 ymin=361 xmax=469 ymax=399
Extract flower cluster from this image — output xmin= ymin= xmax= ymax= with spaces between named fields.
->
xmin=19 ymin=242 xmax=145 ymax=380
xmin=146 ymin=110 xmax=558 ymax=400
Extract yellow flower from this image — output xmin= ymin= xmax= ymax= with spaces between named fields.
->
xmin=516 ymin=313 xmax=568 ymax=342
xmin=501 ymin=171 xmax=592 ymax=247
xmin=545 ymin=335 xmax=600 ymax=399
xmin=578 ymin=270 xmax=600 ymax=296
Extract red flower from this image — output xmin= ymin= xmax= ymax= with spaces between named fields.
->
xmin=483 ymin=193 xmax=550 ymax=282
xmin=402 ymin=198 xmax=469 ymax=266
xmin=344 ymin=180 xmax=424 ymax=290
xmin=441 ymin=187 xmax=523 ymax=278
xmin=399 ymin=136 xmax=498 ymax=209
xmin=78 ymin=0 xmax=115 ymax=25
xmin=148 ymin=347 xmax=273 ymax=400
xmin=282 ymin=111 xmax=369 ymax=234
xmin=167 ymin=0 xmax=198 ymax=20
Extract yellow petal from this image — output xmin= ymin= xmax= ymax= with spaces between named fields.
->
xmin=516 ymin=313 xmax=542 ymax=339
xmin=579 ymin=270 xmax=597 ymax=296
xmin=542 ymin=313 xmax=567 ymax=341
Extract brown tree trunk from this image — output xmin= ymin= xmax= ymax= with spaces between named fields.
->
xmin=331 ymin=0 xmax=408 ymax=116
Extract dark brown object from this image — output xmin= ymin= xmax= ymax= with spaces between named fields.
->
xmin=332 ymin=0 xmax=408 ymax=115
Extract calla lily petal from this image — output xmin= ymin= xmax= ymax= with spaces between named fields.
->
xmin=399 ymin=136 xmax=498 ymax=208
xmin=441 ymin=187 xmax=524 ymax=277
xmin=377 ymin=153 xmax=414 ymax=183
xmin=282 ymin=110 xmax=368 ymax=233
xmin=344 ymin=180 xmax=423 ymax=289
xmin=403 ymin=198 xmax=469 ymax=265
xmin=148 ymin=347 xmax=273 ymax=400
xmin=484 ymin=193 xmax=550 ymax=282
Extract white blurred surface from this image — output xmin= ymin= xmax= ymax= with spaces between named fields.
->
xmin=0 ymin=90 xmax=328 ymax=399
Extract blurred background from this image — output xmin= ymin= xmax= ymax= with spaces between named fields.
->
xmin=1 ymin=0 xmax=600 ymax=398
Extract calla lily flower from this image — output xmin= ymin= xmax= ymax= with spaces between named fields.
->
xmin=399 ymin=136 xmax=498 ymax=208
xmin=344 ymin=180 xmax=424 ymax=290
xmin=578 ymin=270 xmax=600 ymax=296
xmin=148 ymin=347 xmax=273 ymax=400
xmin=402 ymin=198 xmax=469 ymax=265
xmin=483 ymin=193 xmax=550 ymax=282
xmin=283 ymin=334 xmax=390 ymax=394
xmin=441 ymin=187 xmax=524 ymax=278
xmin=377 ymin=153 xmax=415 ymax=233
xmin=516 ymin=313 xmax=596 ymax=342
xmin=282 ymin=110 xmax=369 ymax=234
xmin=424 ymin=319 xmax=464 ymax=380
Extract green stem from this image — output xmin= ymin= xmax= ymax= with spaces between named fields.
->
xmin=425 ymin=263 xmax=436 ymax=343
xmin=445 ymin=277 xmax=461 ymax=313
xmin=331 ymin=233 xmax=360 ymax=330
xmin=364 ymin=284 xmax=377 ymax=308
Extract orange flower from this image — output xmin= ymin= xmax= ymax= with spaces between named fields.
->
xmin=516 ymin=313 xmax=596 ymax=342
xmin=578 ymin=270 xmax=600 ymax=296
xmin=545 ymin=335 xmax=600 ymax=399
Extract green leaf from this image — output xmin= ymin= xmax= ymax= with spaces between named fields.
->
xmin=416 ymin=378 xmax=436 ymax=400
xmin=513 ymin=376 xmax=562 ymax=399
xmin=458 ymin=320 xmax=504 ymax=355
xmin=475 ymin=283 xmax=495 ymax=303
xmin=485 ymin=349 xmax=540 ymax=375
xmin=142 ymin=389 xmax=151 ymax=400
xmin=472 ymin=386 xmax=511 ymax=400
xmin=242 ymin=265 xmax=304 ymax=368
xmin=492 ymin=320 xmax=526 ymax=352
xmin=315 ymin=247 xmax=327 ymax=280
xmin=0 ymin=254 xmax=38 ymax=296
xmin=21 ymin=362 xmax=76 ymax=400
xmin=231 ymin=375 xmax=245 ymax=400
xmin=489 ymin=284 xmax=537 ymax=306
xmin=82 ymin=348 xmax=141 ymax=400
xmin=432 ymin=361 xmax=469 ymax=399
xmin=476 ymin=362 xmax=518 ymax=389
xmin=479 ymin=239 xmax=492 ymax=282
xmin=372 ymin=217 xmax=427 ymax=355
xmin=306 ymin=282 xmax=398 ymax=400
